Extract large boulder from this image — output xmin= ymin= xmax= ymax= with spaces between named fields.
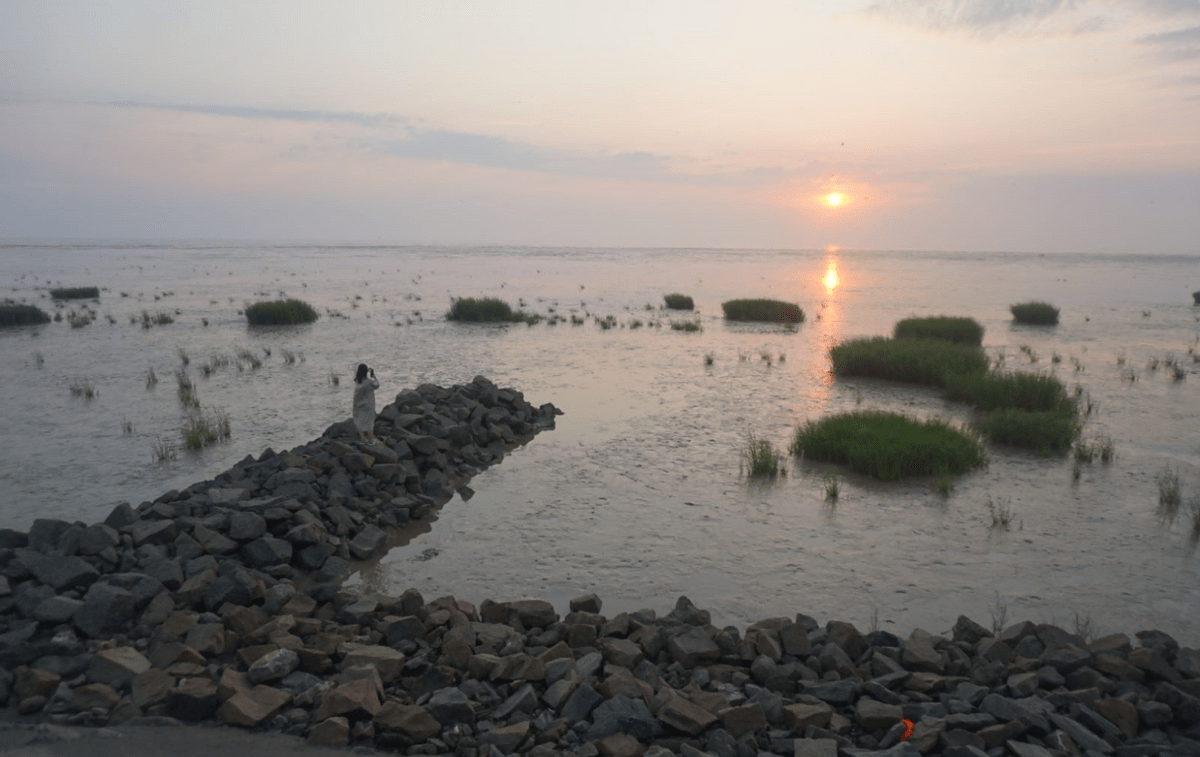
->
xmin=74 ymin=583 xmax=137 ymax=638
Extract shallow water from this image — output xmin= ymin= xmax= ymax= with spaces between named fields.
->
xmin=2 ymin=243 xmax=1198 ymax=642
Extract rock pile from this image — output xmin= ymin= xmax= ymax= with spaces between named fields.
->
xmin=2 ymin=377 xmax=1199 ymax=756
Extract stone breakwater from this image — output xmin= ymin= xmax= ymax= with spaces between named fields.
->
xmin=1 ymin=382 xmax=1199 ymax=756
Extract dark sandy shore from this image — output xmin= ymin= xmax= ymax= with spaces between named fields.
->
xmin=0 ymin=720 xmax=341 ymax=756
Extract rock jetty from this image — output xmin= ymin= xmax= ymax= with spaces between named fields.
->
xmin=2 ymin=378 xmax=1200 ymax=756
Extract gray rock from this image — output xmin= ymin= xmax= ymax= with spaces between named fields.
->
xmin=130 ymin=519 xmax=178 ymax=546
xmin=803 ymin=680 xmax=858 ymax=707
xmin=426 ymin=687 xmax=475 ymax=725
xmin=32 ymin=595 xmax=84 ymax=623
xmin=142 ymin=559 xmax=184 ymax=591
xmin=74 ymin=583 xmax=136 ymax=638
xmin=104 ymin=502 xmax=136 ymax=529
xmin=279 ymin=670 xmax=323 ymax=696
xmin=584 ymin=694 xmax=662 ymax=742
xmin=669 ymin=626 xmax=721 ymax=667
xmin=228 ymin=512 xmax=266 ymax=541
xmin=28 ymin=519 xmax=72 ymax=552
xmin=241 ymin=536 xmax=292 ymax=567
xmin=97 ymin=572 xmax=165 ymax=608
xmin=248 ymin=648 xmax=300 ymax=684
xmin=20 ymin=551 xmax=99 ymax=591
xmin=1047 ymin=713 xmax=1114 ymax=754
xmin=348 ymin=525 xmax=387 ymax=560
xmin=493 ymin=682 xmax=539 ymax=720
xmin=560 ymin=682 xmax=603 ymax=722
xmin=77 ymin=524 xmax=120 ymax=556
xmin=203 ymin=569 xmax=258 ymax=611
xmin=192 ymin=524 xmax=238 ymax=555
xmin=262 ymin=583 xmax=295 ymax=614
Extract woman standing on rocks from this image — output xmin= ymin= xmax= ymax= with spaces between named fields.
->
xmin=353 ymin=363 xmax=380 ymax=445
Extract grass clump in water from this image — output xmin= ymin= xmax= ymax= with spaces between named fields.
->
xmin=894 ymin=316 xmax=984 ymax=346
xmin=0 ymin=303 xmax=52 ymax=327
xmin=445 ymin=296 xmax=527 ymax=323
xmin=671 ymin=320 xmax=701 ymax=332
xmin=830 ymin=337 xmax=988 ymax=387
xmin=943 ymin=371 xmax=1073 ymax=413
xmin=182 ymin=408 xmax=231 ymax=449
xmin=722 ymin=298 xmax=804 ymax=323
xmin=663 ymin=293 xmax=694 ymax=310
xmin=741 ymin=434 xmax=784 ymax=478
xmin=790 ymin=410 xmax=985 ymax=480
xmin=978 ymin=408 xmax=1078 ymax=455
xmin=50 ymin=286 xmax=99 ymax=300
xmin=1011 ymin=301 xmax=1060 ymax=325
xmin=245 ymin=298 xmax=319 ymax=325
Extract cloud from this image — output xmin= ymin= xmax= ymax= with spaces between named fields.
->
xmin=106 ymin=101 xmax=408 ymax=129
xmin=103 ymin=99 xmax=678 ymax=182
xmin=1132 ymin=0 xmax=1200 ymax=18
xmin=1136 ymin=24 xmax=1200 ymax=59
xmin=863 ymin=0 xmax=1090 ymax=36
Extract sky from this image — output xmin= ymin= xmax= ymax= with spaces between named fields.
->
xmin=2 ymin=0 xmax=1199 ymax=252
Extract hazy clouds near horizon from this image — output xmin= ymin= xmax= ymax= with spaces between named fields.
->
xmin=2 ymin=1 xmax=1199 ymax=253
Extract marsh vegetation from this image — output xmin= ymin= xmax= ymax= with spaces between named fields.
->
xmin=245 ymin=298 xmax=319 ymax=325
xmin=721 ymin=298 xmax=804 ymax=323
xmin=1011 ymin=301 xmax=1060 ymax=325
xmin=0 ymin=302 xmax=51 ymax=327
xmin=790 ymin=410 xmax=986 ymax=480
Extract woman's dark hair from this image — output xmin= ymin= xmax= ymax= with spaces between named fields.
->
xmin=355 ymin=363 xmax=369 ymax=384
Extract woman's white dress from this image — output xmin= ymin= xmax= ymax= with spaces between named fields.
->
xmin=352 ymin=376 xmax=379 ymax=434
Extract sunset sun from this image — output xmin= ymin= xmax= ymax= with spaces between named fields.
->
xmin=824 ymin=192 xmax=845 ymax=207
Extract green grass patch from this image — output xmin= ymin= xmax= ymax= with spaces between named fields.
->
xmin=789 ymin=410 xmax=985 ymax=480
xmin=664 ymin=293 xmax=694 ymax=310
xmin=829 ymin=337 xmax=988 ymax=387
xmin=245 ymin=298 xmax=319 ymax=325
xmin=50 ymin=286 xmax=99 ymax=300
xmin=182 ymin=408 xmax=231 ymax=449
xmin=671 ymin=320 xmax=701 ymax=332
xmin=722 ymin=298 xmax=804 ymax=323
xmin=445 ymin=296 xmax=528 ymax=323
xmin=0 ymin=303 xmax=52 ymax=327
xmin=893 ymin=316 xmax=984 ymax=346
xmin=741 ymin=433 xmax=784 ymax=477
xmin=977 ymin=408 xmax=1078 ymax=455
xmin=1011 ymin=301 xmax=1060 ymax=325
xmin=942 ymin=371 xmax=1073 ymax=413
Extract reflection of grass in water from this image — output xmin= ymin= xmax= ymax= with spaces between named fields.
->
xmin=1158 ymin=465 xmax=1182 ymax=523
xmin=69 ymin=379 xmax=96 ymax=399
xmin=176 ymin=370 xmax=198 ymax=407
xmin=823 ymin=475 xmax=839 ymax=503
xmin=152 ymin=437 xmax=176 ymax=463
xmin=987 ymin=497 xmax=1015 ymax=530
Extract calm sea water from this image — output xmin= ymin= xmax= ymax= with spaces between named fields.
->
xmin=2 ymin=242 xmax=1198 ymax=641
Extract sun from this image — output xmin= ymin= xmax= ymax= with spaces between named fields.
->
xmin=824 ymin=192 xmax=845 ymax=207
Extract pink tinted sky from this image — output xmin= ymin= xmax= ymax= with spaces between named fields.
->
xmin=2 ymin=0 xmax=1199 ymax=252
